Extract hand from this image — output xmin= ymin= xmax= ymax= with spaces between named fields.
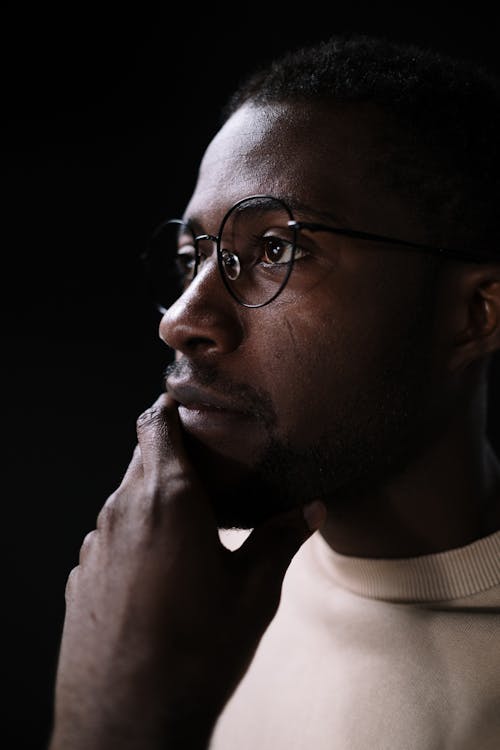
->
xmin=49 ymin=393 xmax=326 ymax=750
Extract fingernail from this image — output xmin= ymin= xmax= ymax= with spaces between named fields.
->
xmin=303 ymin=500 xmax=327 ymax=531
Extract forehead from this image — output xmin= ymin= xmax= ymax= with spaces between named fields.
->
xmin=184 ymin=101 xmax=395 ymax=228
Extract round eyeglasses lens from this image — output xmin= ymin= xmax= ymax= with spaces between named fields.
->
xmin=143 ymin=219 xmax=197 ymax=313
xmin=218 ymin=196 xmax=296 ymax=307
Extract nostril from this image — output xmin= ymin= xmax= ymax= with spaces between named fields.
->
xmin=185 ymin=335 xmax=216 ymax=351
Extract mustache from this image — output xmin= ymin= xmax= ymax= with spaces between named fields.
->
xmin=164 ymin=360 xmax=277 ymax=429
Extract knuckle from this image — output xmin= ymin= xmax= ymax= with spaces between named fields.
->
xmin=79 ymin=529 xmax=97 ymax=564
xmin=96 ymin=494 xmax=120 ymax=531
xmin=136 ymin=404 xmax=173 ymax=448
xmin=65 ymin=566 xmax=79 ymax=600
xmin=138 ymin=473 xmax=191 ymax=529
xmin=136 ymin=404 xmax=165 ymax=431
xmin=139 ymin=485 xmax=165 ymax=531
xmin=136 ymin=408 xmax=154 ymax=428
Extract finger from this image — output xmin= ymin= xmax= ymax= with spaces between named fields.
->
xmin=136 ymin=393 xmax=188 ymax=479
xmin=119 ymin=443 xmax=143 ymax=485
xmin=236 ymin=500 xmax=327 ymax=602
xmin=135 ymin=392 xmax=219 ymax=534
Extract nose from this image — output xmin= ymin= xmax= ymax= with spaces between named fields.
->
xmin=159 ymin=260 xmax=244 ymax=358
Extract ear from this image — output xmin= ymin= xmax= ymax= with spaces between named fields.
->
xmin=449 ymin=267 xmax=500 ymax=372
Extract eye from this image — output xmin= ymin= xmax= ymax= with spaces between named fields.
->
xmin=261 ymin=235 xmax=307 ymax=265
xmin=174 ymin=246 xmax=197 ymax=278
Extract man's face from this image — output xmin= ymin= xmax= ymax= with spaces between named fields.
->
xmin=160 ymin=102 xmax=442 ymax=528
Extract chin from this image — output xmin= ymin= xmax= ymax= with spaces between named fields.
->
xmin=184 ymin=433 xmax=298 ymax=529
xmin=202 ymin=460 xmax=293 ymax=530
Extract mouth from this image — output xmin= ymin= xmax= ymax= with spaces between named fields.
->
xmin=165 ymin=379 xmax=265 ymax=445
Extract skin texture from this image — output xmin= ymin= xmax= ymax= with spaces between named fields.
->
xmin=49 ymin=101 xmax=500 ymax=749
xmin=162 ymin=102 xmax=500 ymax=553
xmin=49 ymin=393 xmax=326 ymax=750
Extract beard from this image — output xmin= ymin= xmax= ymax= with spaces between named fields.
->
xmin=167 ymin=264 xmax=441 ymax=529
xmin=181 ymin=362 xmax=436 ymax=530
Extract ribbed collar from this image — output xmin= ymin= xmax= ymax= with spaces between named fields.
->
xmin=311 ymin=529 xmax=500 ymax=602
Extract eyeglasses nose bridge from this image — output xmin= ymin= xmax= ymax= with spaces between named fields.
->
xmin=192 ymin=232 xmax=219 ymax=272
xmin=195 ymin=231 xmax=244 ymax=285
xmin=194 ymin=232 xmax=218 ymax=247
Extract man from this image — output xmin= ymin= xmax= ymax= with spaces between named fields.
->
xmin=49 ymin=34 xmax=500 ymax=749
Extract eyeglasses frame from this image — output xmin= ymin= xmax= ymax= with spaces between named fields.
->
xmin=146 ymin=194 xmax=499 ymax=310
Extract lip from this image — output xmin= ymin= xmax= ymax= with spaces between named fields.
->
xmin=165 ymin=379 xmax=261 ymax=443
xmin=166 ymin=381 xmax=252 ymax=415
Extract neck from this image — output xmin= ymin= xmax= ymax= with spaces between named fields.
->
xmin=320 ymin=390 xmax=500 ymax=559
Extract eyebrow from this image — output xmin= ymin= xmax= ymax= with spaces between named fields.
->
xmin=183 ymin=195 xmax=350 ymax=234
xmin=182 ymin=215 xmax=207 ymax=236
xmin=281 ymin=196 xmax=349 ymax=226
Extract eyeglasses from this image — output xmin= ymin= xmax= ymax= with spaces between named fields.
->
xmin=141 ymin=194 xmax=497 ymax=310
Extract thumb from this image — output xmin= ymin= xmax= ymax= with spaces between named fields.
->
xmin=236 ymin=500 xmax=327 ymax=604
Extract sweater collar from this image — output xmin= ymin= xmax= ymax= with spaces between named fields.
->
xmin=312 ymin=529 xmax=500 ymax=602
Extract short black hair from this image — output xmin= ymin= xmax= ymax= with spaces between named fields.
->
xmin=222 ymin=34 xmax=500 ymax=257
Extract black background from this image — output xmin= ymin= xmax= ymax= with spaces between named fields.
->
xmin=3 ymin=8 xmax=500 ymax=749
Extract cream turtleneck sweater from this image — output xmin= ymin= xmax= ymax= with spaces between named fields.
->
xmin=211 ymin=528 xmax=500 ymax=749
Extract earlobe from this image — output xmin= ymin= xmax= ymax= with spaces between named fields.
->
xmin=481 ymin=296 xmax=499 ymax=336
xmin=477 ymin=280 xmax=500 ymax=342
xmin=450 ymin=278 xmax=500 ymax=372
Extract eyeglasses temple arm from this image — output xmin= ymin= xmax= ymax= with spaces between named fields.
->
xmin=289 ymin=220 xmax=497 ymax=263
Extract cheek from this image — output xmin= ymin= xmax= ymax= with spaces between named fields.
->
xmin=249 ymin=302 xmax=346 ymax=439
xmin=245 ymin=281 xmax=415 ymax=444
